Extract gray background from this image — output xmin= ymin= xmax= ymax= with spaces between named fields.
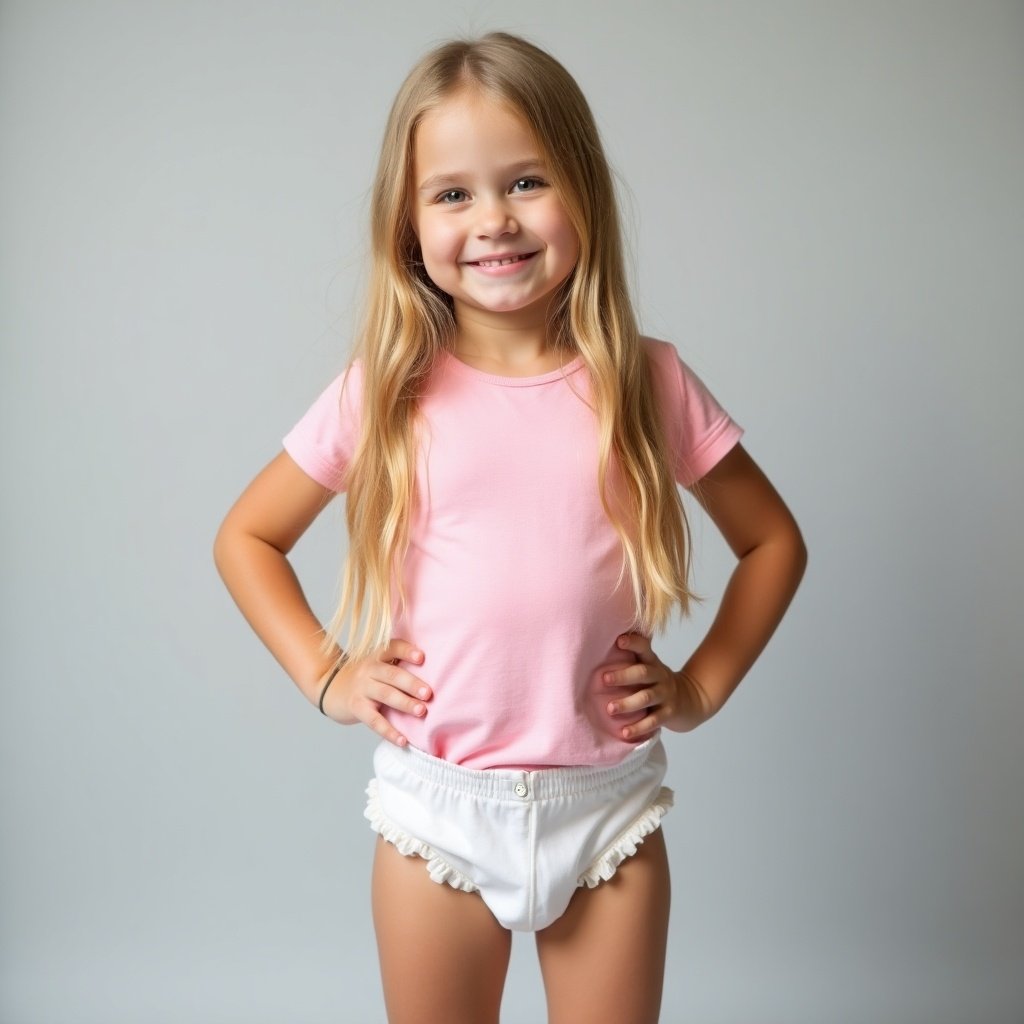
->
xmin=2 ymin=1 xmax=1021 ymax=1022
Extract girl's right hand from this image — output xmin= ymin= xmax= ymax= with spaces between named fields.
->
xmin=319 ymin=639 xmax=432 ymax=748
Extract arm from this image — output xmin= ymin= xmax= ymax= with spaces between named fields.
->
xmin=214 ymin=451 xmax=433 ymax=743
xmin=213 ymin=450 xmax=344 ymax=706
xmin=605 ymin=441 xmax=807 ymax=736
xmin=673 ymin=441 xmax=808 ymax=722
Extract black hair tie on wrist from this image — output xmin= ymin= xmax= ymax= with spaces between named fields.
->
xmin=318 ymin=664 xmax=343 ymax=715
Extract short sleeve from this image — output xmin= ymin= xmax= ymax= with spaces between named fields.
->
xmin=281 ymin=359 xmax=364 ymax=493
xmin=646 ymin=338 xmax=744 ymax=487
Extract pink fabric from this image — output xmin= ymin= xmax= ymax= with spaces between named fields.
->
xmin=282 ymin=337 xmax=743 ymax=769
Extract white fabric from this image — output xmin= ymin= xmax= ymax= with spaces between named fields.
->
xmin=365 ymin=731 xmax=674 ymax=932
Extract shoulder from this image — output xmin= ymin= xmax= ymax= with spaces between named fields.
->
xmin=336 ymin=355 xmax=366 ymax=401
xmin=638 ymin=335 xmax=690 ymax=387
xmin=638 ymin=334 xmax=675 ymax=367
xmin=636 ymin=333 xmax=744 ymax=476
xmin=282 ymin=355 xmax=366 ymax=478
xmin=308 ymin=355 xmax=366 ymax=419
xmin=637 ymin=334 xmax=727 ymax=405
xmin=637 ymin=335 xmax=686 ymax=400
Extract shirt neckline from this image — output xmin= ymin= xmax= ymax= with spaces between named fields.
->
xmin=442 ymin=349 xmax=585 ymax=388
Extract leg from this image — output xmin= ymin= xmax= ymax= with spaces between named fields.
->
xmin=535 ymin=826 xmax=671 ymax=1024
xmin=371 ymin=836 xmax=513 ymax=1024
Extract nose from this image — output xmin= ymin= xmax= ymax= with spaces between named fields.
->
xmin=474 ymin=195 xmax=517 ymax=238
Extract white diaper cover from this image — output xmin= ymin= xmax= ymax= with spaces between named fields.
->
xmin=364 ymin=732 xmax=674 ymax=932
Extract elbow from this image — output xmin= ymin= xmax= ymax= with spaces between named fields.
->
xmin=751 ymin=512 xmax=806 ymax=589
xmin=212 ymin=517 xmax=235 ymax=579
xmin=787 ymin=519 xmax=809 ymax=587
xmin=212 ymin=527 xmax=226 ymax=578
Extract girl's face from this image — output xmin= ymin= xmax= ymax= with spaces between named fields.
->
xmin=409 ymin=89 xmax=580 ymax=328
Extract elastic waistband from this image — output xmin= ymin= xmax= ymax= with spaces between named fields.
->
xmin=375 ymin=732 xmax=666 ymax=801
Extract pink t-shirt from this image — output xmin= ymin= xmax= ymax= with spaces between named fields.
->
xmin=283 ymin=336 xmax=743 ymax=770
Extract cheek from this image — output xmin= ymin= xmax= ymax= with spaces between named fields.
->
xmin=541 ymin=206 xmax=580 ymax=262
xmin=418 ymin=217 xmax=462 ymax=266
xmin=551 ymin=219 xmax=581 ymax=274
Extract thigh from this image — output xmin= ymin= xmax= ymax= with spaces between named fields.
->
xmin=535 ymin=826 xmax=671 ymax=1024
xmin=371 ymin=836 xmax=513 ymax=1024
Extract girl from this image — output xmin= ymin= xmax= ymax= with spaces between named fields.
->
xmin=214 ymin=31 xmax=806 ymax=1024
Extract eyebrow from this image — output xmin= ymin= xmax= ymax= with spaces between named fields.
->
xmin=416 ymin=160 xmax=548 ymax=195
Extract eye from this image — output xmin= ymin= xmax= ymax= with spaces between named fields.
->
xmin=437 ymin=189 xmax=467 ymax=204
xmin=511 ymin=177 xmax=544 ymax=193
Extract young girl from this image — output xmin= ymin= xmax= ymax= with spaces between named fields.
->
xmin=214 ymin=31 xmax=806 ymax=1024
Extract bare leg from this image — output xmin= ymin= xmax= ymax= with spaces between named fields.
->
xmin=370 ymin=836 xmax=513 ymax=1024
xmin=535 ymin=826 xmax=671 ymax=1024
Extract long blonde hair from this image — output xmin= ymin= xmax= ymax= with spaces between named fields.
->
xmin=321 ymin=31 xmax=699 ymax=665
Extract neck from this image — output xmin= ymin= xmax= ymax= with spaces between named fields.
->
xmin=453 ymin=300 xmax=561 ymax=372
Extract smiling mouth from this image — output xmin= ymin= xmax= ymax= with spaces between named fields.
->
xmin=469 ymin=253 xmax=536 ymax=267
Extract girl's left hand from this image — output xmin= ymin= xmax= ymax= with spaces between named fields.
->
xmin=603 ymin=633 xmax=714 ymax=739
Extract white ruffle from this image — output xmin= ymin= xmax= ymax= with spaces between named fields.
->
xmin=577 ymin=786 xmax=676 ymax=889
xmin=364 ymin=778 xmax=479 ymax=893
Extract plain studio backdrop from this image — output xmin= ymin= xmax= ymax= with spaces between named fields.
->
xmin=1 ymin=2 xmax=1021 ymax=1022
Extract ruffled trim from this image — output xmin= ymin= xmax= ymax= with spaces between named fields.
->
xmin=577 ymin=786 xmax=675 ymax=889
xmin=364 ymin=778 xmax=479 ymax=893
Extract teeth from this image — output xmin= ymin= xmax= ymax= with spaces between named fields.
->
xmin=477 ymin=255 xmax=529 ymax=267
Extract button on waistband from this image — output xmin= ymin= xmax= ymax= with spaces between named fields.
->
xmin=514 ymin=782 xmax=528 ymax=798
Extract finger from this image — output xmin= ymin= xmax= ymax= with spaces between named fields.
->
xmin=386 ymin=639 xmax=425 ymax=666
xmin=601 ymin=663 xmax=647 ymax=687
xmin=607 ymin=685 xmax=658 ymax=717
xmin=379 ymin=662 xmax=433 ymax=703
xmin=367 ymin=677 xmax=429 ymax=718
xmin=362 ymin=705 xmax=410 ymax=748
xmin=616 ymin=632 xmax=655 ymax=662
xmin=618 ymin=709 xmax=663 ymax=741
